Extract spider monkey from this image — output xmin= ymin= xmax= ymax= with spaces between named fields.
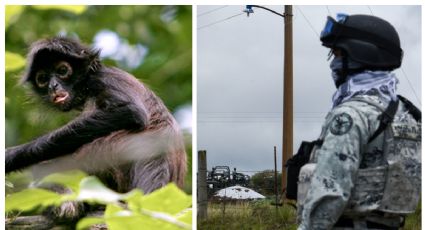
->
xmin=5 ymin=37 xmax=187 ymax=219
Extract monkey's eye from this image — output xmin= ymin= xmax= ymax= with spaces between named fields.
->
xmin=57 ymin=66 xmax=68 ymax=75
xmin=56 ymin=62 xmax=72 ymax=79
xmin=35 ymin=71 xmax=49 ymax=88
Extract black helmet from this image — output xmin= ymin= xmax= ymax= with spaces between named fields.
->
xmin=320 ymin=14 xmax=403 ymax=70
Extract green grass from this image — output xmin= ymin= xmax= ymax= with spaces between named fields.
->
xmin=198 ymin=200 xmax=297 ymax=230
xmin=404 ymin=203 xmax=421 ymax=230
xmin=198 ymin=200 xmax=421 ymax=230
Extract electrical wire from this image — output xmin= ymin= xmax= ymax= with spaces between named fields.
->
xmin=296 ymin=6 xmax=320 ymax=38
xmin=326 ymin=6 xmax=332 ymax=16
xmin=197 ymin=12 xmax=244 ymax=30
xmin=400 ymin=68 xmax=421 ymax=106
xmin=197 ymin=6 xmax=228 ymax=17
xmin=367 ymin=6 xmax=374 ymax=15
xmin=366 ymin=5 xmax=420 ymax=106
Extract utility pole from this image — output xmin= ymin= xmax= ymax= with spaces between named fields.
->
xmin=282 ymin=5 xmax=293 ymax=196
xmin=243 ymin=4 xmax=293 ymax=199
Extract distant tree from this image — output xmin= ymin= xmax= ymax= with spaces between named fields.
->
xmin=250 ymin=170 xmax=281 ymax=196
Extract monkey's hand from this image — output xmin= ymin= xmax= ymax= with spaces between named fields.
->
xmin=6 ymin=145 xmax=28 ymax=173
xmin=6 ymin=142 xmax=42 ymax=173
xmin=44 ymin=200 xmax=85 ymax=221
xmin=39 ymin=184 xmax=86 ymax=221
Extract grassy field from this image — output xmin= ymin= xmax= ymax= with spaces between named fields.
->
xmin=198 ymin=200 xmax=421 ymax=230
xmin=405 ymin=203 xmax=421 ymax=230
xmin=198 ymin=200 xmax=297 ymax=230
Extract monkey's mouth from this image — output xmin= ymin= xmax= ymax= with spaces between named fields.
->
xmin=52 ymin=91 xmax=70 ymax=105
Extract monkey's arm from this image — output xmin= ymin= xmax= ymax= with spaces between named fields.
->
xmin=6 ymin=105 xmax=147 ymax=173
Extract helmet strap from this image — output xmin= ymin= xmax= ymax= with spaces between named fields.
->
xmin=342 ymin=52 xmax=348 ymax=81
xmin=333 ymin=51 xmax=348 ymax=88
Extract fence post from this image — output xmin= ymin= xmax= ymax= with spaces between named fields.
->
xmin=197 ymin=150 xmax=208 ymax=220
xmin=274 ymin=146 xmax=279 ymax=216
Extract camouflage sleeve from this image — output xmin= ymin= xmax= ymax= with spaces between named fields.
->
xmin=298 ymin=104 xmax=372 ymax=230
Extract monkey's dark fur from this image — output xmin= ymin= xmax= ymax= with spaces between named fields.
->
xmin=6 ymin=37 xmax=187 ymax=219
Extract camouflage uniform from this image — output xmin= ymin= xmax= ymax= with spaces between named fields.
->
xmin=297 ymin=94 xmax=421 ymax=230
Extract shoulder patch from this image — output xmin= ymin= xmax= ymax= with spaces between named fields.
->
xmin=329 ymin=113 xmax=353 ymax=135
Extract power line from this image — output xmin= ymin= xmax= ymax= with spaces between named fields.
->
xmin=199 ymin=112 xmax=328 ymax=116
xmin=198 ymin=12 xmax=244 ymax=30
xmin=326 ymin=6 xmax=332 ymax=16
xmin=199 ymin=112 xmax=328 ymax=114
xmin=296 ymin=6 xmax=320 ymax=38
xmin=367 ymin=6 xmax=374 ymax=15
xmin=365 ymin=6 xmax=420 ymax=106
xmin=199 ymin=115 xmax=327 ymax=119
xmin=199 ymin=115 xmax=327 ymax=118
xmin=197 ymin=6 xmax=228 ymax=17
xmin=199 ymin=120 xmax=325 ymax=123
xmin=400 ymin=68 xmax=421 ymax=106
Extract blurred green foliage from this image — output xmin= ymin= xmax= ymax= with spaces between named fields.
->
xmin=6 ymin=171 xmax=192 ymax=229
xmin=5 ymin=5 xmax=192 ymax=193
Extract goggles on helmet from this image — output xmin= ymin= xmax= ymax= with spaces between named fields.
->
xmin=320 ymin=13 xmax=348 ymax=41
xmin=320 ymin=13 xmax=402 ymax=58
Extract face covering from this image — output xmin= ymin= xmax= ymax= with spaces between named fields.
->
xmin=329 ymin=56 xmax=365 ymax=88
xmin=330 ymin=57 xmax=344 ymax=87
xmin=332 ymin=71 xmax=399 ymax=108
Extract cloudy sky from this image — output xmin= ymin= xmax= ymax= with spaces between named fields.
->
xmin=197 ymin=5 xmax=421 ymax=174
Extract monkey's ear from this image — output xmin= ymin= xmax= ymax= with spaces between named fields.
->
xmin=86 ymin=48 xmax=101 ymax=73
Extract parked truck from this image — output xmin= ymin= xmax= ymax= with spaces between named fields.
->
xmin=206 ymin=166 xmax=250 ymax=196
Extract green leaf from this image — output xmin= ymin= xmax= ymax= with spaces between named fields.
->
xmin=105 ymin=199 xmax=191 ymax=230
xmin=176 ymin=208 xmax=192 ymax=225
xmin=126 ymin=183 xmax=191 ymax=215
xmin=124 ymin=189 xmax=144 ymax=213
xmin=77 ymin=176 xmax=122 ymax=203
xmin=40 ymin=170 xmax=87 ymax=192
xmin=76 ymin=217 xmax=105 ymax=230
xmin=5 ymin=188 xmax=61 ymax=212
xmin=106 ymin=215 xmax=184 ymax=230
xmin=32 ymin=5 xmax=87 ymax=14
xmin=105 ymin=203 xmax=131 ymax=217
xmin=5 ymin=5 xmax=24 ymax=28
xmin=6 ymin=51 xmax=26 ymax=72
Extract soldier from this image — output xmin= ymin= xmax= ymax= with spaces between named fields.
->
xmin=296 ymin=14 xmax=421 ymax=229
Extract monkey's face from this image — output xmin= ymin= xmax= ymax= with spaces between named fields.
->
xmin=31 ymin=60 xmax=85 ymax=111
